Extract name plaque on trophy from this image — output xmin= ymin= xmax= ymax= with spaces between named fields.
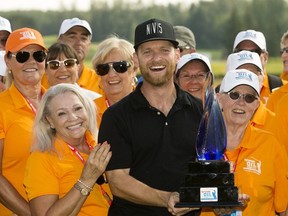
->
xmin=175 ymin=72 xmax=243 ymax=208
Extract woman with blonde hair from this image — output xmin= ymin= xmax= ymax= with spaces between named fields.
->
xmin=92 ymin=35 xmax=138 ymax=122
xmin=24 ymin=83 xmax=112 ymax=216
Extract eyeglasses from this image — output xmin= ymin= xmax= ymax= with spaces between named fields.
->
xmin=46 ymin=59 xmax=78 ymax=70
xmin=178 ymin=45 xmax=191 ymax=53
xmin=280 ymin=47 xmax=288 ymax=55
xmin=178 ymin=72 xmax=208 ymax=83
xmin=10 ymin=50 xmax=47 ymax=63
xmin=225 ymin=91 xmax=258 ymax=103
xmin=233 ymin=48 xmax=264 ymax=56
xmin=96 ymin=61 xmax=131 ymax=76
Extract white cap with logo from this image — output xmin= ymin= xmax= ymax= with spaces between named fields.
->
xmin=175 ymin=52 xmax=212 ymax=76
xmin=59 ymin=17 xmax=92 ymax=38
xmin=233 ymin=30 xmax=266 ymax=50
xmin=226 ymin=50 xmax=263 ymax=74
xmin=220 ymin=69 xmax=260 ymax=96
xmin=0 ymin=16 xmax=12 ymax=33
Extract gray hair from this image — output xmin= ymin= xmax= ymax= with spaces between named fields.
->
xmin=32 ymin=83 xmax=97 ymax=152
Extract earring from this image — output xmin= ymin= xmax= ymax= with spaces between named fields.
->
xmin=132 ymin=76 xmax=138 ymax=87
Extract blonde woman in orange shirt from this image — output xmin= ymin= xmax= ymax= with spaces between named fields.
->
xmin=24 ymin=83 xmax=112 ymax=216
xmin=92 ymin=35 xmax=138 ymax=124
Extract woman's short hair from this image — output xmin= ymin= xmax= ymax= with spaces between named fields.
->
xmin=92 ymin=35 xmax=135 ymax=70
xmin=45 ymin=42 xmax=79 ymax=68
xmin=33 ymin=83 xmax=97 ymax=152
xmin=280 ymin=31 xmax=288 ymax=49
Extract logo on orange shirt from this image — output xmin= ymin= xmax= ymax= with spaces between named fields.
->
xmin=243 ymin=158 xmax=261 ymax=175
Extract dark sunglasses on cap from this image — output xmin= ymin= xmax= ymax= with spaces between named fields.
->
xmin=96 ymin=61 xmax=131 ymax=76
xmin=225 ymin=91 xmax=258 ymax=103
xmin=10 ymin=50 xmax=47 ymax=63
xmin=233 ymin=48 xmax=264 ymax=56
xmin=46 ymin=59 xmax=78 ymax=70
xmin=280 ymin=47 xmax=288 ymax=55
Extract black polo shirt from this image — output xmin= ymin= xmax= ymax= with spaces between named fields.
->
xmin=99 ymin=83 xmax=203 ymax=216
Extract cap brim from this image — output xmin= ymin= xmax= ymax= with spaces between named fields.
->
xmin=8 ymin=43 xmax=47 ymax=53
xmin=134 ymin=38 xmax=178 ymax=50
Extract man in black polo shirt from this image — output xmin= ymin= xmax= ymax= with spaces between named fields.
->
xmin=98 ymin=18 xmax=203 ymax=216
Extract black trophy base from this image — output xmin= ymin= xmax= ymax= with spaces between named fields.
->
xmin=175 ymin=201 xmax=244 ymax=208
xmin=175 ymin=186 xmax=243 ymax=208
xmin=175 ymin=160 xmax=242 ymax=208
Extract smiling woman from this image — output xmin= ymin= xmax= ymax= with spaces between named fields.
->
xmin=24 ymin=83 xmax=112 ymax=216
xmin=92 ymin=35 xmax=138 ymax=124
xmin=0 ymin=27 xmax=47 ymax=215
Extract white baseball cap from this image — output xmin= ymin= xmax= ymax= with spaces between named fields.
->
xmin=226 ymin=50 xmax=263 ymax=74
xmin=175 ymin=52 xmax=212 ymax=76
xmin=0 ymin=16 xmax=12 ymax=33
xmin=220 ymin=69 xmax=260 ymax=96
xmin=0 ymin=51 xmax=7 ymax=76
xmin=233 ymin=30 xmax=266 ymax=50
xmin=59 ymin=17 xmax=92 ymax=38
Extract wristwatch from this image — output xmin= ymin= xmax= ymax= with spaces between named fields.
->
xmin=74 ymin=183 xmax=91 ymax=196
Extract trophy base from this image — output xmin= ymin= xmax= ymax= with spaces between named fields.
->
xmin=175 ymin=201 xmax=244 ymax=208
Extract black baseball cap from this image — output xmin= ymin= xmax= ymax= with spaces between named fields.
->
xmin=134 ymin=18 xmax=179 ymax=50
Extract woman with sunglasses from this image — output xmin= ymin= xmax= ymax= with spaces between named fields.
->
xmin=24 ymin=83 xmax=112 ymax=216
xmin=201 ymin=69 xmax=288 ymax=216
xmin=92 ymin=35 xmax=138 ymax=123
xmin=0 ymin=27 xmax=47 ymax=215
xmin=45 ymin=42 xmax=101 ymax=101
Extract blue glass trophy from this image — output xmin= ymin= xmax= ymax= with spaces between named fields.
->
xmin=196 ymin=71 xmax=226 ymax=160
xmin=175 ymin=72 xmax=242 ymax=208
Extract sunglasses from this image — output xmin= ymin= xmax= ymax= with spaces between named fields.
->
xmin=46 ymin=59 xmax=78 ymax=70
xmin=233 ymin=48 xmax=264 ymax=56
xmin=10 ymin=50 xmax=47 ymax=63
xmin=96 ymin=61 xmax=131 ymax=76
xmin=225 ymin=91 xmax=258 ymax=103
xmin=280 ymin=47 xmax=288 ymax=55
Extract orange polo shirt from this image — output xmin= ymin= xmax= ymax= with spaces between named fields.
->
xmin=0 ymin=83 xmax=45 ymax=215
xmin=24 ymin=131 xmax=111 ymax=216
xmin=201 ymin=124 xmax=288 ymax=216
xmin=251 ymin=101 xmax=275 ymax=133
xmin=95 ymin=96 xmax=108 ymax=127
xmin=42 ymin=65 xmax=104 ymax=95
xmin=280 ymin=71 xmax=288 ymax=81
xmin=272 ymin=94 xmax=288 ymax=154
xmin=266 ymin=83 xmax=288 ymax=113
xmin=260 ymin=73 xmax=272 ymax=106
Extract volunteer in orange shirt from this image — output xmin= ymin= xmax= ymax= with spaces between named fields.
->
xmin=201 ymin=69 xmax=288 ymax=216
xmin=42 ymin=17 xmax=103 ymax=95
xmin=24 ymin=83 xmax=112 ymax=216
xmin=92 ymin=35 xmax=138 ymax=123
xmin=226 ymin=51 xmax=275 ymax=132
xmin=0 ymin=27 xmax=47 ymax=215
xmin=266 ymin=31 xmax=288 ymax=112
xmin=272 ymin=93 xmax=288 ymax=154
xmin=233 ymin=30 xmax=283 ymax=105
xmin=45 ymin=42 xmax=101 ymax=101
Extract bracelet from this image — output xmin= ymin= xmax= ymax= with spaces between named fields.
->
xmin=77 ymin=179 xmax=93 ymax=191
